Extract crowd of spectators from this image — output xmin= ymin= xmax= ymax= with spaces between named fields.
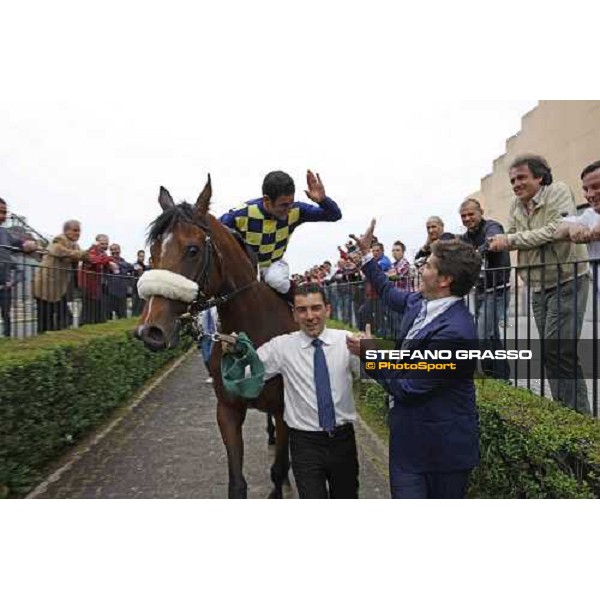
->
xmin=293 ymin=155 xmax=600 ymax=415
xmin=0 ymin=199 xmax=151 ymax=336
xmin=292 ymin=230 xmax=433 ymax=337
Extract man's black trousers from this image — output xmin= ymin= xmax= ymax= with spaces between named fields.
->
xmin=289 ymin=423 xmax=359 ymax=499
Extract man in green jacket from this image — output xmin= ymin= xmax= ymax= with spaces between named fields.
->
xmin=488 ymin=154 xmax=590 ymax=414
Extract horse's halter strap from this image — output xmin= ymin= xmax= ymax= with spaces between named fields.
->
xmin=190 ymin=218 xmax=214 ymax=304
xmin=175 ymin=215 xmax=258 ymax=315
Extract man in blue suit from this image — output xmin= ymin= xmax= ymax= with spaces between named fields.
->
xmin=347 ymin=220 xmax=481 ymax=499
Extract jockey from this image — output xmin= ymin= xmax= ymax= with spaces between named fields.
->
xmin=219 ymin=170 xmax=342 ymax=300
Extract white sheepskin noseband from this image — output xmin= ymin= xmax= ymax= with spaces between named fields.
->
xmin=137 ymin=269 xmax=199 ymax=303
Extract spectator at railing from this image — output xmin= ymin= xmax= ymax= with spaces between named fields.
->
xmin=329 ymin=258 xmax=362 ymax=324
xmin=555 ymin=160 xmax=600 ymax=294
xmin=488 ymin=154 xmax=590 ymax=415
xmin=304 ymin=266 xmax=322 ymax=284
xmin=371 ymin=242 xmax=392 ymax=271
xmin=331 ymin=257 xmax=362 ymax=284
xmin=79 ymin=234 xmax=118 ymax=325
xmin=385 ymin=240 xmax=413 ymax=337
xmin=356 ymin=241 xmax=391 ymax=334
xmin=460 ymin=198 xmax=511 ymax=380
xmin=32 ymin=219 xmax=87 ymax=334
xmin=321 ymin=260 xmax=333 ymax=283
xmin=0 ymin=198 xmax=38 ymax=337
xmin=198 ymin=306 xmax=219 ymax=384
xmin=414 ymin=216 xmax=455 ymax=266
xmin=313 ymin=265 xmax=326 ymax=284
xmin=132 ymin=249 xmax=149 ymax=316
xmin=387 ymin=241 xmax=412 ymax=290
xmin=106 ymin=243 xmax=134 ymax=319
xmin=337 ymin=239 xmax=358 ymax=261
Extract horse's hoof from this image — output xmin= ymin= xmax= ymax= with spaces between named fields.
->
xmin=228 ymin=485 xmax=248 ymax=499
xmin=268 ymin=488 xmax=283 ymax=499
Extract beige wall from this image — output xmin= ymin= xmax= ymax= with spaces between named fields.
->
xmin=470 ymin=101 xmax=600 ymax=223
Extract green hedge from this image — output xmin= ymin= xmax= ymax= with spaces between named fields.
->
xmin=355 ymin=379 xmax=600 ymax=498
xmin=472 ymin=379 xmax=600 ymax=498
xmin=0 ymin=319 xmax=192 ymax=498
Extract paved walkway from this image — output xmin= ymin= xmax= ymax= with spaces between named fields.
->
xmin=31 ymin=352 xmax=390 ymax=499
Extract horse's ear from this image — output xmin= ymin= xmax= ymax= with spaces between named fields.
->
xmin=158 ymin=186 xmax=175 ymax=211
xmin=195 ymin=174 xmax=212 ymax=216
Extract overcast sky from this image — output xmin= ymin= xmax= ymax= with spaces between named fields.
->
xmin=1 ymin=1 xmax=579 ymax=273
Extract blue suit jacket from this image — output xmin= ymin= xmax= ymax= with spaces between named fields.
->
xmin=362 ymin=259 xmax=480 ymax=473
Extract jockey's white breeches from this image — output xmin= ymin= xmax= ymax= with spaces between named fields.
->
xmin=260 ymin=259 xmax=290 ymax=294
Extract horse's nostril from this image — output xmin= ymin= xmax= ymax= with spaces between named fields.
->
xmin=146 ymin=326 xmax=166 ymax=343
xmin=139 ymin=325 xmax=168 ymax=351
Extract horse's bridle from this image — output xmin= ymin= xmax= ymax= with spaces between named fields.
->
xmin=177 ymin=216 xmax=259 ymax=319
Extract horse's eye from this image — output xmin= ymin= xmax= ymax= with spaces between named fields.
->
xmin=187 ymin=245 xmax=200 ymax=257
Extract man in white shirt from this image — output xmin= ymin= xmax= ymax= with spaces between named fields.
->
xmin=240 ymin=281 xmax=362 ymax=499
xmin=555 ymin=159 xmax=600 ymax=294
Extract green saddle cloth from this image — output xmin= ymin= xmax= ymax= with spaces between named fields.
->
xmin=221 ymin=332 xmax=265 ymax=399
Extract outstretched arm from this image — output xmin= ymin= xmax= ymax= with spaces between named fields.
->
xmin=351 ymin=219 xmax=411 ymax=312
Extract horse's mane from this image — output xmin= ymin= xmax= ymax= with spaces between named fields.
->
xmin=146 ymin=202 xmax=258 ymax=269
xmin=146 ymin=202 xmax=198 ymax=245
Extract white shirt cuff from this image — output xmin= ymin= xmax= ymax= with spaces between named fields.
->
xmin=361 ymin=252 xmax=374 ymax=267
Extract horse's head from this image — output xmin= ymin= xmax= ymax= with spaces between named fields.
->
xmin=136 ymin=175 xmax=224 ymax=350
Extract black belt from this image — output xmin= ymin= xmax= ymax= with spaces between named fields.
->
xmin=290 ymin=422 xmax=354 ymax=438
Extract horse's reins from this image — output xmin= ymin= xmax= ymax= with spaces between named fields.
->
xmin=178 ymin=216 xmax=259 ymax=322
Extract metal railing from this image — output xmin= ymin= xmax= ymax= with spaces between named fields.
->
xmin=0 ymin=255 xmax=145 ymax=339
xmin=327 ymin=255 xmax=600 ymax=419
xmin=3 ymin=249 xmax=598 ymax=417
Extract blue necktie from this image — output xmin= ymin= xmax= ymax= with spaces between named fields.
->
xmin=311 ymin=338 xmax=336 ymax=433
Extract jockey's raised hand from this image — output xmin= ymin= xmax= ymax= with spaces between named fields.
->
xmin=304 ymin=170 xmax=326 ymax=204
xmin=350 ymin=219 xmax=377 ymax=254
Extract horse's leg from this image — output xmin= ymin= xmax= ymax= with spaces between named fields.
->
xmin=216 ymin=399 xmax=248 ymax=499
xmin=268 ymin=414 xmax=290 ymax=499
xmin=266 ymin=412 xmax=276 ymax=446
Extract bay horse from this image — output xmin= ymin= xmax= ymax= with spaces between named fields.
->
xmin=136 ymin=175 xmax=296 ymax=499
